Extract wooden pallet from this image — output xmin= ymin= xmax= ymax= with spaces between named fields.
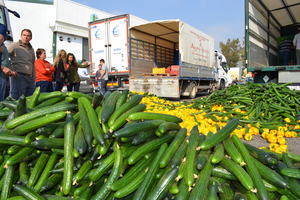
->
xmin=143 ymin=73 xmax=177 ymax=77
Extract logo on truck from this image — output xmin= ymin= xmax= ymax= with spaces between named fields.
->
xmin=94 ymin=29 xmax=102 ymax=39
xmin=112 ymin=25 xmax=120 ymax=37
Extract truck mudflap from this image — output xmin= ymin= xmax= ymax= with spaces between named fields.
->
xmin=129 ymin=77 xmax=180 ymax=98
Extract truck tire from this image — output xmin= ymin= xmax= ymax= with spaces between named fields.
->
xmin=219 ymin=79 xmax=225 ymax=90
xmin=189 ymin=85 xmax=197 ymax=99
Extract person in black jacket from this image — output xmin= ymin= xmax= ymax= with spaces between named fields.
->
xmin=53 ymin=49 xmax=67 ymax=91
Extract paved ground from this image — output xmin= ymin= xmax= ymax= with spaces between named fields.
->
xmin=244 ymin=135 xmax=300 ymax=154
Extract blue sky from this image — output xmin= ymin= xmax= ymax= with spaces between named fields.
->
xmin=74 ymin=0 xmax=244 ymax=49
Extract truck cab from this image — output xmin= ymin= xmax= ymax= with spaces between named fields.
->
xmin=214 ymin=51 xmax=232 ymax=89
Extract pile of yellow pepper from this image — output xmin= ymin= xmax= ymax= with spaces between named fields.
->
xmin=136 ymin=93 xmax=299 ymax=154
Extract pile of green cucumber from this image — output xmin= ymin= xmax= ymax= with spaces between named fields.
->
xmin=0 ymin=89 xmax=299 ymax=200
xmin=191 ymin=82 xmax=300 ymax=130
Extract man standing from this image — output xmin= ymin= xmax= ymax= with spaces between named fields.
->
xmin=0 ymin=33 xmax=13 ymax=101
xmin=95 ymin=59 xmax=108 ymax=95
xmin=8 ymin=29 xmax=35 ymax=99
xmin=293 ymin=27 xmax=300 ymax=65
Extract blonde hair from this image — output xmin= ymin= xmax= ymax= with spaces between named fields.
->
xmin=54 ymin=49 xmax=67 ymax=67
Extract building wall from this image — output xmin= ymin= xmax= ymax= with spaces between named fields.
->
xmin=56 ymin=32 xmax=82 ymax=61
xmin=5 ymin=0 xmax=56 ymax=60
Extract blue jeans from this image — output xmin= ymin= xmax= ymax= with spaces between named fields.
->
xmin=55 ymin=81 xmax=64 ymax=91
xmin=10 ymin=73 xmax=35 ymax=100
xmin=36 ymin=81 xmax=53 ymax=93
xmin=98 ymin=80 xmax=107 ymax=95
xmin=279 ymin=51 xmax=290 ymax=65
xmin=67 ymin=82 xmax=80 ymax=92
xmin=0 ymin=72 xmax=6 ymax=101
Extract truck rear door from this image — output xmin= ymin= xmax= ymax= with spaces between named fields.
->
xmin=89 ymin=15 xmax=129 ymax=74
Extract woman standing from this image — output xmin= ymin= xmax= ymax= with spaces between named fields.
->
xmin=34 ymin=48 xmax=55 ymax=92
xmin=53 ymin=49 xmax=67 ymax=91
xmin=65 ymin=53 xmax=89 ymax=92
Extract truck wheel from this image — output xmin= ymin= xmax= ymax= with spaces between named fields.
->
xmin=219 ymin=79 xmax=225 ymax=90
xmin=189 ymin=86 xmax=197 ymax=99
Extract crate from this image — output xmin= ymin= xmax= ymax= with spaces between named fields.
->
xmin=166 ymin=65 xmax=180 ymax=76
xmin=152 ymin=67 xmax=166 ymax=74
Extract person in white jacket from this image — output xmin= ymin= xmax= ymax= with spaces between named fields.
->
xmin=293 ymin=28 xmax=300 ymax=65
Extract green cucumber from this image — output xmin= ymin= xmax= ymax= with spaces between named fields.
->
xmin=220 ymin=157 xmax=255 ymax=191
xmin=127 ymin=112 xmax=182 ymax=123
xmin=31 ymin=138 xmax=64 ymax=150
xmin=37 ymin=91 xmax=64 ymax=103
xmin=11 ymin=111 xmax=66 ymax=135
xmin=114 ymin=166 xmax=148 ymax=198
xmin=5 ymin=147 xmax=34 ymax=167
xmin=78 ymin=100 xmax=93 ymax=151
xmin=280 ymin=168 xmax=300 ymax=179
xmin=1 ymin=165 xmax=14 ymax=200
xmin=232 ymin=135 xmax=269 ymax=200
xmin=223 ymin=138 xmax=245 ymax=166
xmin=101 ymin=91 xmax=120 ymax=123
xmin=146 ymin=167 xmax=178 ymax=200
xmin=40 ymin=174 xmax=62 ymax=193
xmin=72 ymin=160 xmax=92 ymax=185
xmin=160 ymin=128 xmax=186 ymax=168
xmin=7 ymin=145 xmax=21 ymax=155
xmin=74 ymin=123 xmax=87 ymax=155
xmin=108 ymin=94 xmax=142 ymax=127
xmin=0 ymin=134 xmax=27 ymax=146
xmin=132 ymin=130 xmax=155 ymax=145
xmin=207 ymin=181 xmax=219 ymax=200
xmin=128 ymin=134 xmax=174 ymax=165
xmin=34 ymin=97 xmax=64 ymax=109
xmin=184 ymin=126 xmax=199 ymax=187
xmin=252 ymin=158 xmax=288 ymax=189
xmin=66 ymin=91 xmax=92 ymax=101
xmin=133 ymin=143 xmax=167 ymax=200
xmin=34 ymin=153 xmax=57 ymax=192
xmin=196 ymin=150 xmax=211 ymax=171
xmin=115 ymin=90 xmax=129 ymax=110
xmin=27 ymin=87 xmax=40 ymax=109
xmin=19 ymin=162 xmax=29 ymax=185
xmin=15 ymin=95 xmax=27 ymax=117
xmin=175 ymin=180 xmax=189 ymax=200
xmin=91 ymin=143 xmax=123 ymax=200
xmin=189 ymin=156 xmax=213 ymax=199
xmin=171 ymin=137 xmax=188 ymax=168
xmin=78 ymin=97 xmax=105 ymax=145
xmin=28 ymin=153 xmax=49 ymax=187
xmin=113 ymin=120 xmax=165 ymax=138
xmin=156 ymin=122 xmax=181 ymax=137
xmin=211 ymin=143 xmax=224 ymax=164
xmin=199 ymin=119 xmax=239 ymax=150
xmin=6 ymin=103 xmax=75 ymax=129
xmin=109 ymin=104 xmax=147 ymax=132
xmin=62 ymin=114 xmax=75 ymax=195
xmin=13 ymin=184 xmax=46 ymax=200
xmin=212 ymin=167 xmax=237 ymax=181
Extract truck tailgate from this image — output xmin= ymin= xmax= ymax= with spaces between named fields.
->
xmin=129 ymin=76 xmax=180 ymax=98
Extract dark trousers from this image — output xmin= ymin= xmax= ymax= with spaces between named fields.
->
xmin=55 ymin=81 xmax=64 ymax=91
xmin=279 ymin=51 xmax=290 ymax=65
xmin=0 ymin=72 xmax=6 ymax=101
xmin=36 ymin=81 xmax=53 ymax=93
xmin=67 ymin=82 xmax=80 ymax=92
xmin=98 ymin=80 xmax=107 ymax=95
xmin=10 ymin=73 xmax=35 ymax=100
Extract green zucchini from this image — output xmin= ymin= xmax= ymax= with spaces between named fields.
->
xmin=223 ymin=138 xmax=245 ymax=166
xmin=72 ymin=160 xmax=92 ymax=185
xmin=101 ymin=91 xmax=120 ymax=123
xmin=28 ymin=153 xmax=49 ymax=187
xmin=156 ymin=122 xmax=181 ymax=137
xmin=211 ymin=143 xmax=224 ymax=164
xmin=31 ymin=138 xmax=64 ymax=150
xmin=175 ymin=180 xmax=189 ymax=200
xmin=212 ymin=166 xmax=237 ymax=181
xmin=115 ymin=90 xmax=129 ymax=110
xmin=171 ymin=137 xmax=188 ymax=168
xmin=1 ymin=165 xmax=14 ymax=200
xmin=199 ymin=119 xmax=239 ymax=150
xmin=19 ymin=162 xmax=29 ymax=185
xmin=74 ymin=123 xmax=87 ymax=155
xmin=27 ymin=87 xmax=40 ymax=110
xmin=40 ymin=174 xmax=62 ymax=193
xmin=5 ymin=147 xmax=34 ymax=167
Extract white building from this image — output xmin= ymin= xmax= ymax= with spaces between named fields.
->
xmin=5 ymin=0 xmax=144 ymax=62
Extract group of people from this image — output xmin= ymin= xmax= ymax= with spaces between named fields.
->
xmin=0 ymin=27 xmax=109 ymax=101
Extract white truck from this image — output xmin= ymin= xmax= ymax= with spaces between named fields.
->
xmin=89 ymin=15 xmax=232 ymax=98
xmin=0 ymin=0 xmax=19 ymax=40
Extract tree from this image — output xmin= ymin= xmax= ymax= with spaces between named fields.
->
xmin=220 ymin=38 xmax=244 ymax=67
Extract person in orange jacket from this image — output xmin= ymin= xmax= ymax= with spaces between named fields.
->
xmin=34 ymin=48 xmax=55 ymax=92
